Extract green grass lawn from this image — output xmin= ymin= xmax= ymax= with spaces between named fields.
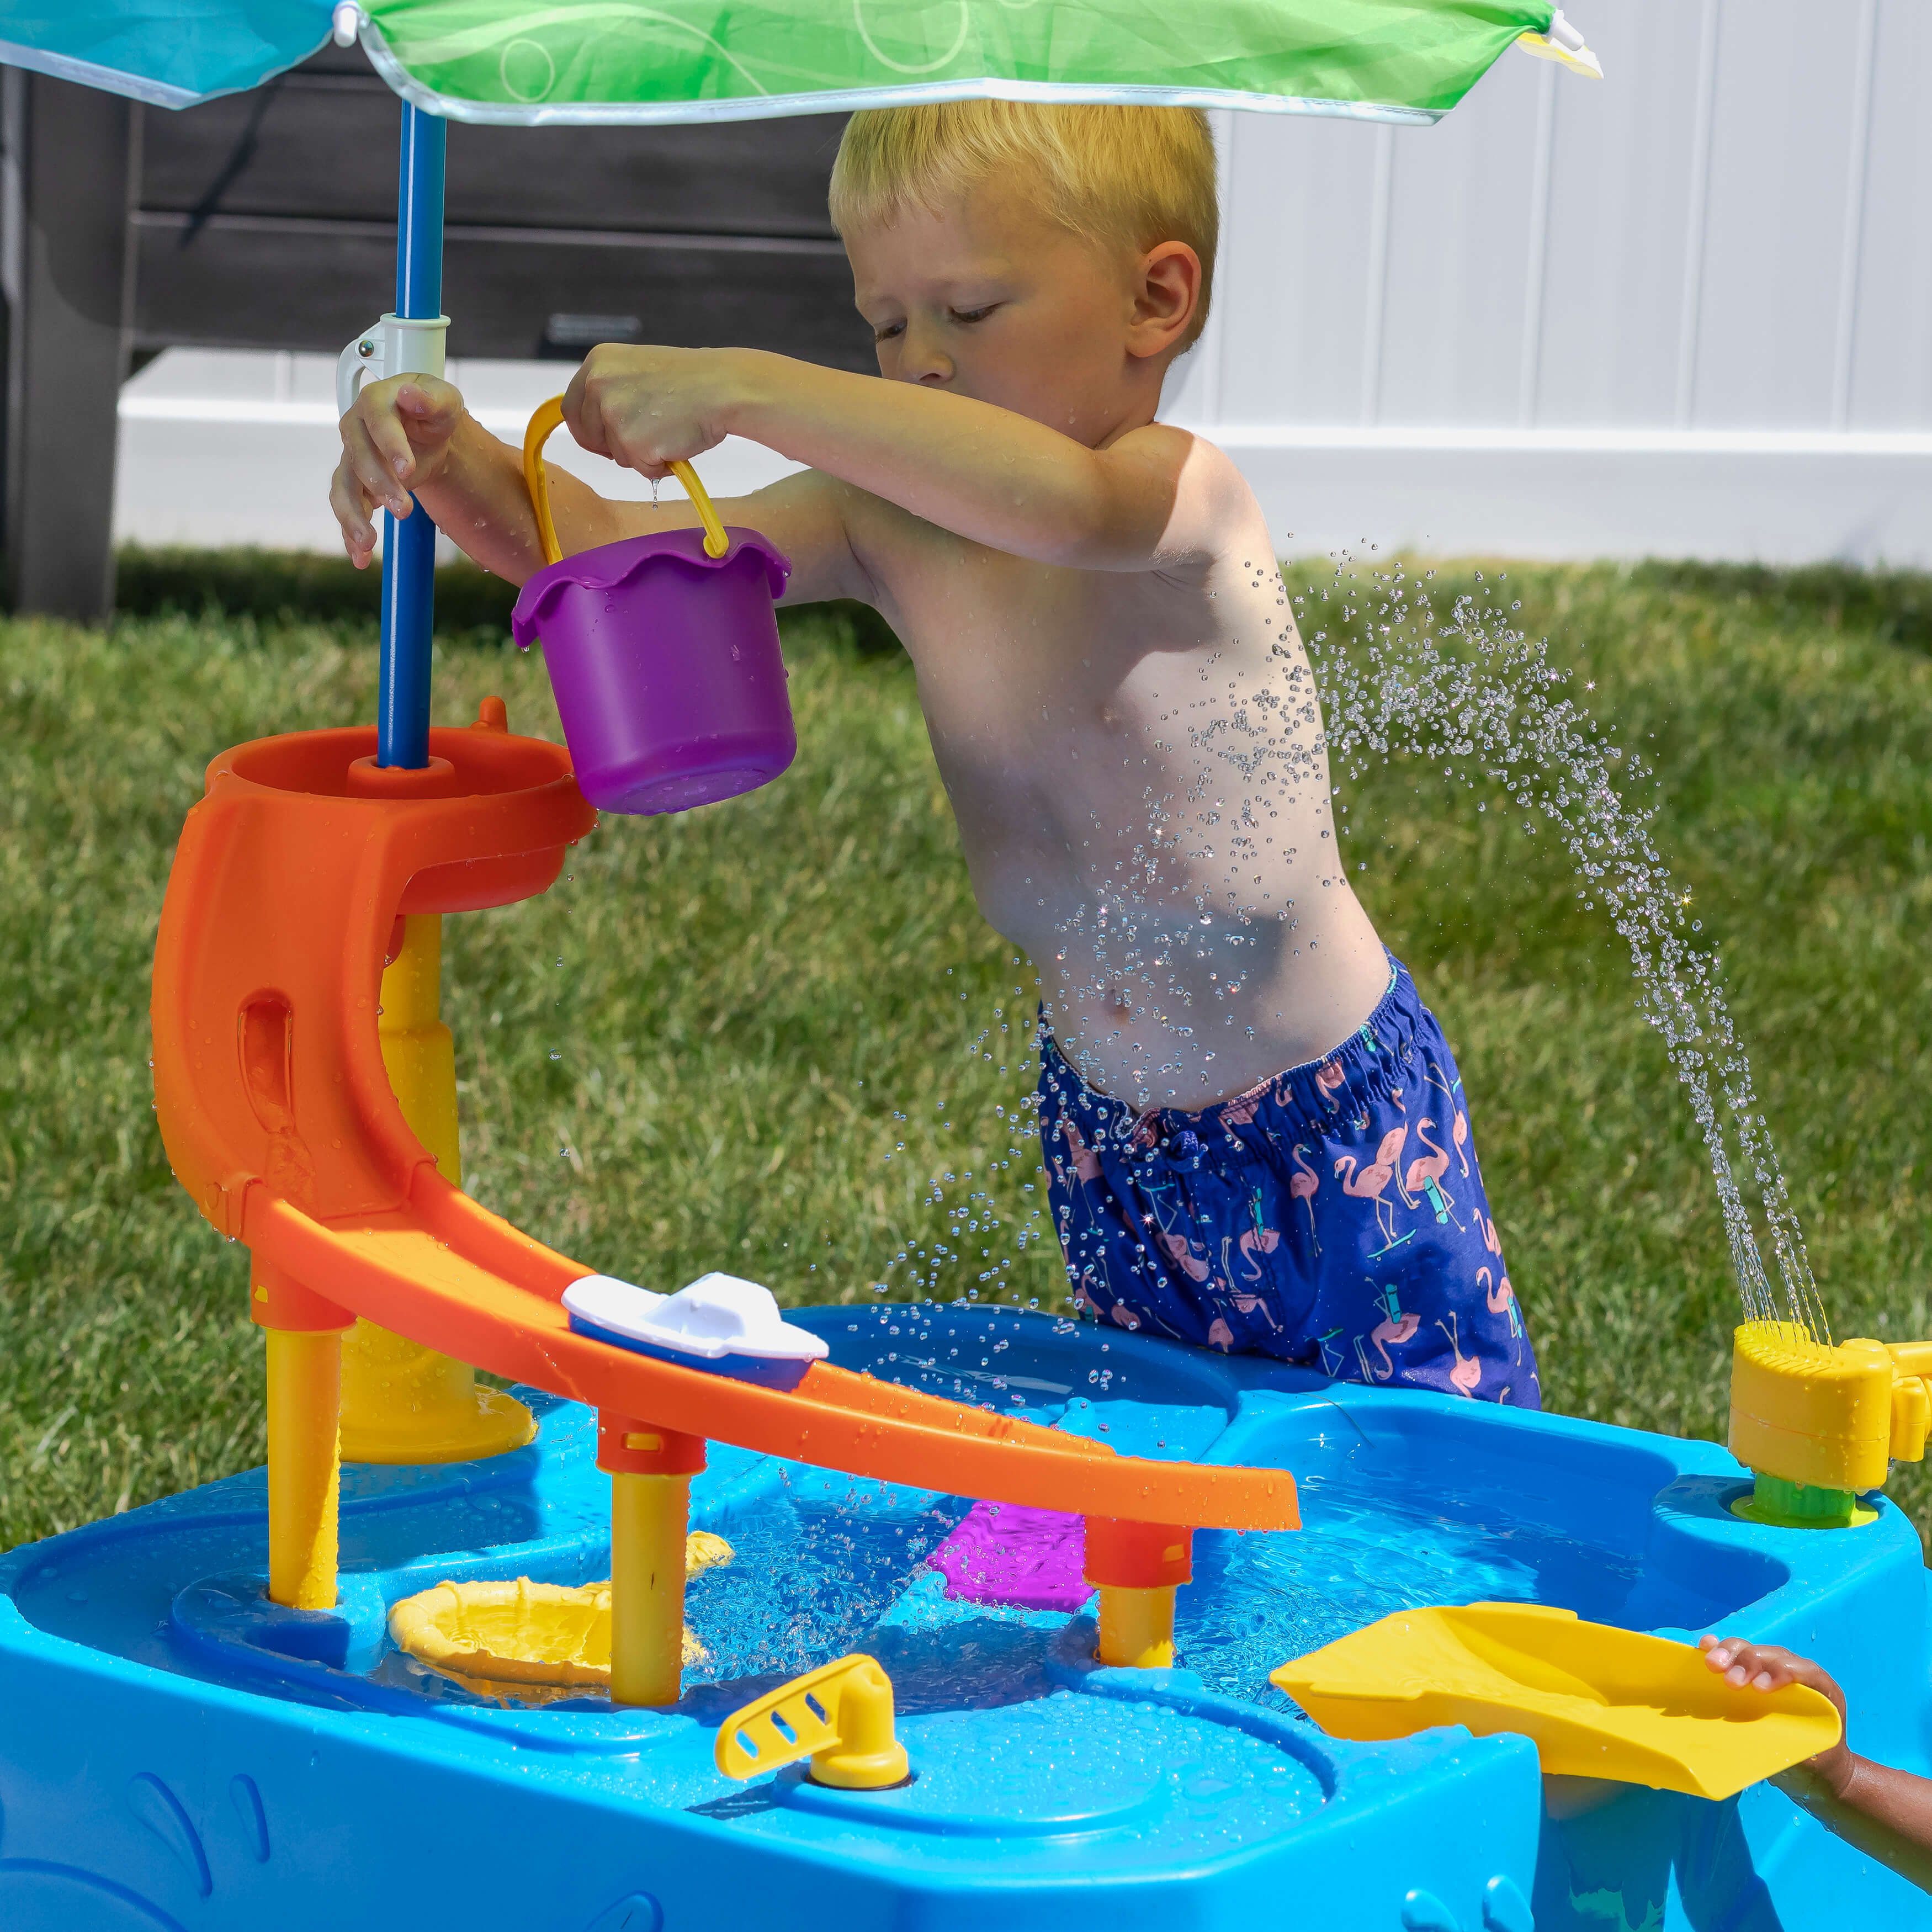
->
xmin=3 ymin=554 xmax=1928 ymax=1554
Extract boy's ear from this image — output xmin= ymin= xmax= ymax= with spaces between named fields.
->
xmin=1127 ymin=242 xmax=1203 ymax=362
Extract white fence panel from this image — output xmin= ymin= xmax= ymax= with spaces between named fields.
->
xmin=1171 ymin=0 xmax=1932 ymax=564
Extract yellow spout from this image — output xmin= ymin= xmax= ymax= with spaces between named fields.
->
xmin=1096 ymin=1584 xmax=1177 ymax=1669
xmin=609 ymin=1471 xmax=692 ymax=1707
xmin=266 ymin=1328 xmax=341 ymax=1610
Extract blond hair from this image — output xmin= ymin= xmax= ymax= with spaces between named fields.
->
xmin=829 ymin=102 xmax=1218 ymax=349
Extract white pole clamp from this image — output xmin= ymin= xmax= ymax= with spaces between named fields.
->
xmin=336 ymin=314 xmax=450 ymax=418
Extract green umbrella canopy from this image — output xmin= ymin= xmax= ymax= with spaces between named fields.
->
xmin=2 ymin=1 xmax=1598 ymax=122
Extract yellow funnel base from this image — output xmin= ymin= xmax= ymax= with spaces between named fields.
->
xmin=1271 ymin=1601 xmax=1839 ymax=1801
xmin=389 ymin=1533 xmax=732 ymax=1701
xmin=338 ymin=1366 xmax=536 ymax=1466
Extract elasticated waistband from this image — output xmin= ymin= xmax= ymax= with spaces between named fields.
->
xmin=1038 ymin=956 xmax=1423 ymax=1171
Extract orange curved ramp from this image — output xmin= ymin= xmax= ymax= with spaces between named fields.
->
xmin=151 ymin=718 xmax=1299 ymax=1534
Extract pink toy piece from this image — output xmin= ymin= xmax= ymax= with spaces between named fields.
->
xmin=928 ymin=1500 xmax=1091 ymax=1612
xmin=511 ymin=527 xmax=794 ymax=815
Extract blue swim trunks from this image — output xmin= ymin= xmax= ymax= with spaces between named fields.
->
xmin=1037 ymin=957 xmax=1538 ymax=1405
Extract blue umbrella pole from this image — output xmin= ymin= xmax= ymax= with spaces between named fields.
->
xmin=376 ymin=103 xmax=447 ymax=770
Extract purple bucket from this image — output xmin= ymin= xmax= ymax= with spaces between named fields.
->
xmin=511 ymin=527 xmax=794 ymax=815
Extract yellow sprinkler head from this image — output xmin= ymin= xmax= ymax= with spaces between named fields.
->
xmin=715 ymin=1653 xmax=910 ymax=1791
xmin=1728 ymin=1323 xmax=1931 ymax=1527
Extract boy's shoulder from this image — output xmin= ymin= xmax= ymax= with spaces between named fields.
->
xmin=1116 ymin=420 xmax=1266 ymax=566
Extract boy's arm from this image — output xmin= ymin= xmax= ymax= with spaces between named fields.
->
xmin=1701 ymin=1635 xmax=1932 ymax=1892
xmin=564 ymin=346 xmax=1240 ymax=575
xmin=331 ymin=375 xmax=867 ymax=602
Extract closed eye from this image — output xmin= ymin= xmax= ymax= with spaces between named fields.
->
xmin=948 ymin=304 xmax=1001 ymax=325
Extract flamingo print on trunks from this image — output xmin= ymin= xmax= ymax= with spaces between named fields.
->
xmin=1288 ymin=1144 xmax=1321 ymax=1254
xmin=1061 ymin=1119 xmax=1103 ymax=1185
xmin=1479 ymin=1266 xmax=1524 ymax=1339
xmin=1363 ymin=1281 xmax=1424 ymax=1381
xmin=1399 ymin=1118 xmax=1464 ymax=1230
xmin=1334 ymin=1126 xmax=1410 ymax=1256
xmin=1156 ymin=1229 xmax=1212 ymax=1282
xmin=1238 ymin=1192 xmax=1282 ymax=1280
xmin=1220 ymin=1235 xmax=1282 ymax=1333
xmin=1422 ymin=1057 xmax=1474 ymax=1182
xmin=1438 ymin=1311 xmax=1482 ymax=1395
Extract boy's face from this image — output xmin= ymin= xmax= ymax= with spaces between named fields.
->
xmin=845 ymin=178 xmax=1182 ymax=445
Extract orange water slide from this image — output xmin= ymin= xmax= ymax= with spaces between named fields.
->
xmin=150 ymin=713 xmax=1299 ymax=1535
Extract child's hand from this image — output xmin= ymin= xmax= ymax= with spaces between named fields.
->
xmin=561 ymin=345 xmax=739 ymax=480
xmin=331 ymin=375 xmax=467 ymax=569
xmin=1700 ymin=1633 xmax=1853 ymax=1793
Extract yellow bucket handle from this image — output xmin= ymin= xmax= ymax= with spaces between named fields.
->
xmin=522 ymin=395 xmax=730 ymax=567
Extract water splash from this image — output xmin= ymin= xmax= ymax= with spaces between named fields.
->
xmin=883 ymin=556 xmax=1826 ymax=1342
xmin=1303 ymin=560 xmax=1827 ymax=1341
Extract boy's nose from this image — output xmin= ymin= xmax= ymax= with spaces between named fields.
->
xmin=898 ymin=326 xmax=953 ymax=386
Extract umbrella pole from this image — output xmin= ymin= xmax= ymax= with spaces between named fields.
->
xmin=377 ymin=101 xmax=445 ymax=771
xmin=338 ymin=100 xmax=527 ymax=1458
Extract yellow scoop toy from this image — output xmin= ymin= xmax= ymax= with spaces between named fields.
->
xmin=1271 ymin=1601 xmax=1840 ymax=1801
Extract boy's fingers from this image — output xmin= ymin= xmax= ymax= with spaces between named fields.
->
xmin=1702 ymin=1637 xmax=1849 ymax=1717
xmin=392 ymin=383 xmax=465 ymax=454
xmin=328 ymin=463 xmax=381 ymax=558
xmin=563 ymin=373 xmax=610 ymax=460
xmin=341 ymin=416 xmax=412 ymax=516
xmin=392 ymin=373 xmax=463 ymax=421
xmin=1701 ymin=1636 xmax=1781 ymax=1686
xmin=357 ymin=399 xmax=421 ymax=489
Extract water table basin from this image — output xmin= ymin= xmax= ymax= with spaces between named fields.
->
xmin=0 ymin=1305 xmax=1926 ymax=1932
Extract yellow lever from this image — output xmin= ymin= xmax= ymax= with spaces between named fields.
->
xmin=522 ymin=395 xmax=730 ymax=567
xmin=714 ymin=1653 xmax=909 ymax=1790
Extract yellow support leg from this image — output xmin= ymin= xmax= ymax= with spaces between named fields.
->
xmin=266 ymin=1328 xmax=342 ymax=1611
xmin=338 ymin=912 xmax=534 ymax=1464
xmin=609 ymin=1471 xmax=692 ymax=1707
xmin=1096 ymin=1584 xmax=1177 ymax=1669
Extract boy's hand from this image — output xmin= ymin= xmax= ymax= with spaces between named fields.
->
xmin=562 ymin=345 xmax=740 ymax=479
xmin=331 ymin=375 xmax=467 ymax=569
xmin=1700 ymin=1633 xmax=1853 ymax=1793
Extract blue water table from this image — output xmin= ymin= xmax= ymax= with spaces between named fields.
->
xmin=2 ymin=1304 xmax=1930 ymax=1931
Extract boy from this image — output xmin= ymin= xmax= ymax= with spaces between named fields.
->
xmin=331 ymin=102 xmax=1536 ymax=1404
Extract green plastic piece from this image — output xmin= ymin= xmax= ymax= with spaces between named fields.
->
xmin=362 ymin=0 xmax=1554 ymax=127
xmin=1733 ymin=1472 xmax=1873 ymax=1531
